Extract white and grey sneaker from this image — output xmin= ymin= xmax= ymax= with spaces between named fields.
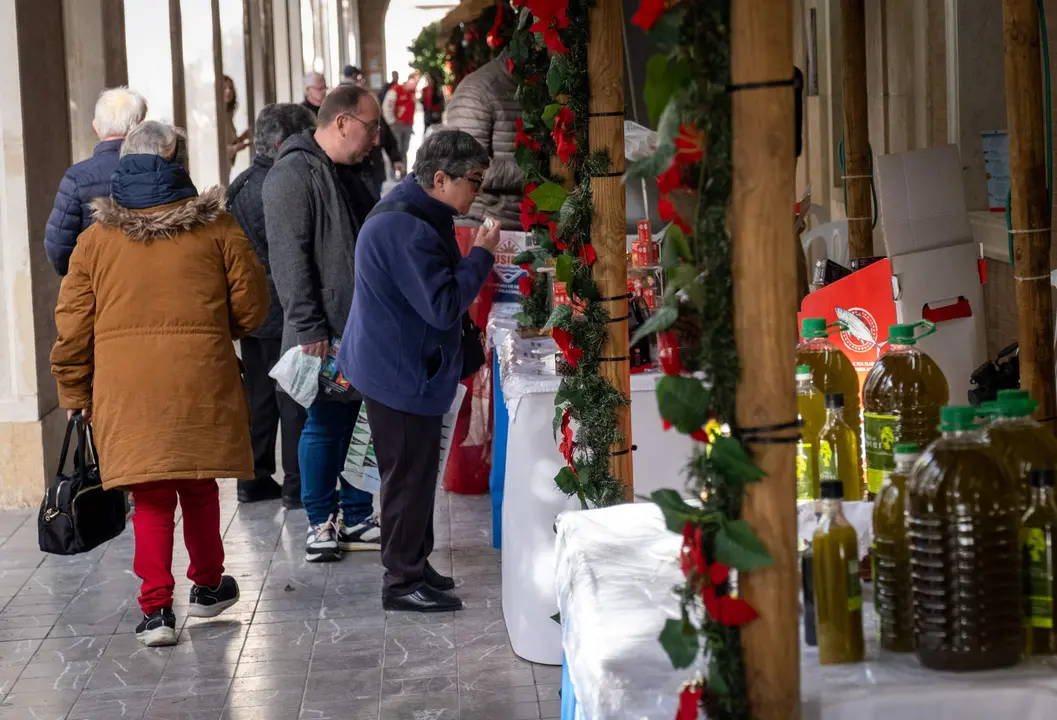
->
xmin=306 ymin=516 xmax=341 ymax=563
xmin=135 ymin=607 xmax=178 ymax=647
xmin=338 ymin=513 xmax=381 ymax=552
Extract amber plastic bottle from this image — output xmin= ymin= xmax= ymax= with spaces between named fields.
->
xmin=862 ymin=321 xmax=948 ymax=499
xmin=813 ymin=481 xmax=865 ymax=665
xmin=872 ymin=442 xmax=919 ymax=652
xmin=796 ymin=365 xmax=825 ymax=500
xmin=797 ymin=318 xmax=861 ymax=476
xmin=984 ymin=390 xmax=1057 ymax=511
xmin=907 ymin=405 xmax=1022 ymax=671
xmin=1022 ymin=469 xmax=1057 ymax=656
xmin=818 ymin=393 xmax=864 ymax=502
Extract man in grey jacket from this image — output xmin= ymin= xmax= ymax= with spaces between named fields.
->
xmin=445 ymin=50 xmax=522 ymax=230
xmin=263 ymin=84 xmax=382 ymax=562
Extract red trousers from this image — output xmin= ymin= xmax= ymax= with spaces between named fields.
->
xmin=131 ymin=478 xmax=225 ymax=614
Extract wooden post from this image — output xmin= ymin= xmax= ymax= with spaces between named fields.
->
xmin=1002 ymin=0 xmax=1057 ymax=429
xmin=587 ymin=0 xmax=632 ymax=499
xmin=731 ymin=1 xmax=800 ymax=717
xmin=840 ymin=0 xmax=873 ymax=258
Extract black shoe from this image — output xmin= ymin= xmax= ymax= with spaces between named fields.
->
xmin=281 ymin=480 xmax=303 ymax=510
xmin=424 ymin=561 xmax=455 ymax=591
xmin=135 ymin=607 xmax=178 ymax=646
xmin=188 ymin=575 xmax=240 ymax=618
xmin=383 ymin=585 xmax=463 ymax=613
xmin=237 ymin=478 xmax=283 ymax=503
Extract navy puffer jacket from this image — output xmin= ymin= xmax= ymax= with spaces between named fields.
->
xmin=44 ymin=139 xmax=123 ymax=275
xmin=228 ymin=155 xmax=283 ymax=340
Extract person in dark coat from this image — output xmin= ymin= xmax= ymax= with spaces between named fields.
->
xmin=227 ymin=103 xmax=317 ymax=508
xmin=45 ymin=87 xmax=148 ymax=275
xmin=301 ymin=72 xmax=328 ymax=116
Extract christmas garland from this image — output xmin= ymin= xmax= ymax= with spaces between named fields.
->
xmin=628 ymin=2 xmax=776 ymax=719
xmin=445 ymin=1 xmax=517 ymax=91
xmin=508 ymin=0 xmax=627 ymax=508
xmin=408 ymin=22 xmax=451 ymax=86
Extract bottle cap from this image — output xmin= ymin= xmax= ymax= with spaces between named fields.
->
xmin=1030 ymin=469 xmax=1055 ymax=488
xmin=796 ymin=364 xmax=812 ymax=378
xmin=998 ymin=398 xmax=1039 ymax=418
xmin=801 ymin=318 xmax=827 ymax=339
xmin=820 ymin=481 xmax=844 ymax=499
xmin=824 ymin=393 xmax=844 ymax=409
xmin=997 ymin=389 xmax=1030 ymax=403
xmin=893 ymin=442 xmax=919 ymax=456
xmin=940 ymin=405 xmax=979 ymax=432
xmin=887 ymin=320 xmax=938 ymax=345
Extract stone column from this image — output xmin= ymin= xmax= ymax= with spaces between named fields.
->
xmin=64 ymin=0 xmax=129 ymax=161
xmin=0 ymin=0 xmax=75 ymax=507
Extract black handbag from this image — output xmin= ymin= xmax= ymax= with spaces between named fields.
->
xmin=38 ymin=414 xmax=126 ymax=555
xmin=460 ymin=313 xmax=486 ymax=380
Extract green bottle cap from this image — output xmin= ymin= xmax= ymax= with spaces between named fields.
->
xmin=796 ymin=364 xmax=812 ymax=376
xmin=893 ymin=443 xmax=920 ymax=455
xmin=1000 ymin=398 xmax=1039 ymax=418
xmin=940 ymin=405 xmax=979 ymax=432
xmin=801 ymin=318 xmax=827 ymax=338
xmin=888 ymin=320 xmax=938 ymax=345
xmin=996 ymin=389 xmax=1030 ymax=403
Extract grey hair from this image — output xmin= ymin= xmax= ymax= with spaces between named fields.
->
xmin=94 ymin=87 xmax=148 ymax=138
xmin=413 ymin=129 xmax=490 ymax=188
xmin=303 ymin=71 xmax=325 ymax=89
xmin=253 ymin=103 xmax=317 ymax=159
xmin=120 ymin=120 xmax=185 ymax=160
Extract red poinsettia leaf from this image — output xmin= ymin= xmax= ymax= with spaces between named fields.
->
xmin=662 ymin=418 xmax=674 ymax=432
xmin=518 ymin=262 xmax=532 ymax=272
xmin=578 ymin=243 xmax=597 ymax=266
xmin=676 ymin=684 xmax=703 ymax=720
xmin=559 ymin=407 xmax=576 ymax=464
xmin=656 ymin=162 xmax=683 ymax=195
xmin=631 ymin=0 xmax=669 ymax=31
xmin=708 ymin=561 xmax=730 ymax=587
xmin=689 ymin=428 xmax=710 ymax=443
xmin=674 ymin=123 xmax=705 ymax=165
xmin=656 ymin=331 xmax=684 ymax=376
xmin=556 ymin=136 xmax=577 ymax=163
xmin=518 ymin=276 xmax=534 ymax=296
xmin=714 ymin=596 xmax=759 ymax=627
xmin=506 ymin=58 xmax=515 ymax=74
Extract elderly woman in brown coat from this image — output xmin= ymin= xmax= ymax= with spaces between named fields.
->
xmin=51 ymin=120 xmax=270 ymax=647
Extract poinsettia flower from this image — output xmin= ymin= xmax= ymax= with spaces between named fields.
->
xmin=516 ymin=118 xmax=541 ymax=152
xmin=702 ymin=562 xmax=759 ymax=627
xmin=632 ymin=0 xmax=672 ymax=31
xmin=506 ymin=58 xmax=515 ymax=74
xmin=558 ymin=407 xmax=576 ymax=469
xmin=676 ymin=682 xmax=703 ymax=720
xmin=518 ymin=275 xmax=534 ymax=296
xmin=552 ymin=106 xmax=578 ymax=164
xmin=659 ymin=196 xmax=692 ymax=234
xmin=689 ymin=428 xmax=711 ymax=443
xmin=486 ymin=2 xmax=504 ymax=48
xmin=518 ymin=261 xmax=533 ymax=272
xmin=656 ymin=331 xmax=683 ymax=375
xmin=529 ymin=0 xmax=570 ymax=53
xmin=578 ymin=243 xmax=596 ymax=266
xmin=549 ymin=221 xmax=568 ymax=251
xmin=675 ymin=123 xmax=705 ymax=166
xmin=656 ymin=162 xmax=683 ymax=196
xmin=520 ymin=182 xmax=545 ymax=231
xmin=551 ymin=327 xmax=583 ymax=368
xmin=680 ymin=521 xmax=706 ymax=578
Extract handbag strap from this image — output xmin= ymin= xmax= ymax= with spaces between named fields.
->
xmin=56 ymin=413 xmax=81 ymax=476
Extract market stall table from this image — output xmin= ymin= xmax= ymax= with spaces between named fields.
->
xmin=556 ymin=502 xmax=1057 ymax=720
xmin=500 ymin=362 xmax=693 ymax=665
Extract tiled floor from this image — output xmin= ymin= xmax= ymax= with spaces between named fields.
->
xmin=0 ymin=488 xmax=560 ymax=720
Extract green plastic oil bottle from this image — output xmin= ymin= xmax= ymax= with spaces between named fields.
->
xmin=872 ymin=442 xmax=919 ymax=653
xmin=797 ymin=365 xmax=825 ymax=500
xmin=906 ymin=406 xmax=1022 ymax=671
xmin=818 ymin=393 xmax=864 ymax=502
xmin=813 ymin=480 xmax=865 ymax=665
xmin=862 ymin=321 xmax=949 ymax=499
xmin=1022 ymin=468 xmax=1057 ymax=656
xmin=797 ymin=318 xmax=861 ymax=480
xmin=983 ymin=390 xmax=1057 ymax=511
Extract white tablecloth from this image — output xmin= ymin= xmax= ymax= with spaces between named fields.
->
xmin=501 ymin=370 xmax=693 ymax=665
xmin=557 ymin=502 xmax=1057 ymax=720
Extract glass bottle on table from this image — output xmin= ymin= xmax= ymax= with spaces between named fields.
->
xmin=872 ymin=442 xmax=919 ymax=652
xmin=817 ymin=393 xmax=863 ymax=502
xmin=796 ymin=364 xmax=825 ymax=500
xmin=812 ymin=480 xmax=865 ymax=665
xmin=1022 ymin=468 xmax=1057 ymax=656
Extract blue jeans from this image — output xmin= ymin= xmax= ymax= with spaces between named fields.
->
xmin=299 ymin=398 xmax=373 ymax=527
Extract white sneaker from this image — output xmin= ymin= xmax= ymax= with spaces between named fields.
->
xmin=338 ymin=512 xmax=381 ymax=552
xmin=305 ymin=515 xmax=341 ymax=563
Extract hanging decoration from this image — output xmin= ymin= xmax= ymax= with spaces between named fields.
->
xmin=626 ymin=2 xmax=777 ymax=719
xmin=442 ymin=1 xmax=518 ymax=91
xmin=508 ymin=0 xmax=628 ymax=509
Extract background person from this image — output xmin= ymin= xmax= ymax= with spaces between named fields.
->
xmin=45 ymin=87 xmax=148 ymax=275
xmin=51 ymin=121 xmax=270 ymax=647
xmin=223 ymin=75 xmax=251 ymax=170
xmin=383 ymin=72 xmax=418 ymax=164
xmin=339 ymin=130 xmax=499 ymax=612
xmin=301 ymin=71 xmax=328 ymax=116
xmin=228 ymin=103 xmax=317 ymax=508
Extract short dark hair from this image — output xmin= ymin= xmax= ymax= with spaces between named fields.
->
xmin=253 ymin=103 xmax=317 ymax=159
xmin=413 ymin=129 xmax=490 ymax=188
xmin=343 ymin=65 xmax=360 ymax=78
xmin=317 ymin=84 xmax=375 ymax=126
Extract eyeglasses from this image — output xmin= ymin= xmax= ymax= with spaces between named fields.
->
xmin=341 ymin=113 xmax=380 ymax=136
xmin=456 ymin=174 xmax=483 ymax=192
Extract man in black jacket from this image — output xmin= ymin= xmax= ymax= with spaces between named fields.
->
xmin=228 ymin=103 xmax=318 ymax=508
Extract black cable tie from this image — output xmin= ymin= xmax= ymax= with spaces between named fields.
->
xmin=608 ymin=447 xmax=632 ymax=457
xmin=599 ymin=356 xmax=629 ymax=362
xmin=726 ymin=77 xmax=796 ymax=93
xmin=605 ymin=314 xmax=629 ymax=323
xmin=1039 ymin=415 xmax=1057 ymax=424
xmin=743 ymin=435 xmax=801 ymax=446
xmin=588 ymin=110 xmax=625 ymax=118
xmin=738 ymin=418 xmax=803 ymax=437
xmin=598 ymin=293 xmax=631 ymax=302
xmin=590 ymin=171 xmax=625 ymax=178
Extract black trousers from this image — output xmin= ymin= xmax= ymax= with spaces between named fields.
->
xmin=365 ymin=398 xmax=443 ymax=596
xmin=241 ymin=337 xmax=307 ymax=492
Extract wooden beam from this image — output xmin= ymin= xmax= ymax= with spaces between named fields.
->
xmin=1002 ymin=0 xmax=1057 ymax=428
xmin=731 ymin=0 xmax=801 ymax=717
xmin=587 ymin=0 xmax=632 ymax=500
xmin=840 ymin=0 xmax=873 ymax=258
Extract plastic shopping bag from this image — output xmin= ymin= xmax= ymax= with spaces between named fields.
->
xmin=268 ymin=346 xmax=322 ymax=409
xmin=343 ymin=385 xmax=467 ymax=493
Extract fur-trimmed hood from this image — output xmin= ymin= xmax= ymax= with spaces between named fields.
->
xmin=89 ymin=186 xmax=227 ymax=242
